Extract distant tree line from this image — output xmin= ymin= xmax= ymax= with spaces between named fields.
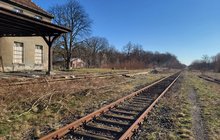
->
xmin=50 ymin=0 xmax=185 ymax=70
xmin=54 ymin=36 xmax=185 ymax=69
xmin=189 ymin=54 xmax=220 ymax=72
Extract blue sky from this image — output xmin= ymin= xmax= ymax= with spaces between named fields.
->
xmin=33 ymin=0 xmax=220 ymax=65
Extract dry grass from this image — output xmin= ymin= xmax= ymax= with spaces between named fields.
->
xmin=137 ymin=71 xmax=220 ymax=140
xmin=187 ymin=72 xmax=220 ymax=140
xmin=204 ymin=71 xmax=220 ymax=79
xmin=137 ymin=73 xmax=193 ymax=139
xmin=0 ymin=69 xmax=170 ymax=139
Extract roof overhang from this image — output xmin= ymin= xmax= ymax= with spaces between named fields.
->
xmin=1 ymin=0 xmax=54 ymax=18
xmin=0 ymin=7 xmax=71 ymax=37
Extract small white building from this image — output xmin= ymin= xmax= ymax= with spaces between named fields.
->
xmin=71 ymin=58 xmax=85 ymax=68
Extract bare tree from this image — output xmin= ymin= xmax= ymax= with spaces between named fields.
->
xmin=201 ymin=55 xmax=210 ymax=73
xmin=123 ymin=42 xmax=133 ymax=58
xmin=84 ymin=37 xmax=109 ymax=67
xmin=50 ymin=0 xmax=92 ymax=69
xmin=123 ymin=42 xmax=134 ymax=68
xmin=213 ymin=53 xmax=220 ymax=72
xmin=202 ymin=55 xmax=210 ymax=63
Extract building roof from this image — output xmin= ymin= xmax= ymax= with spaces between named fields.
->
xmin=0 ymin=7 xmax=70 ymax=37
xmin=54 ymin=58 xmax=84 ymax=62
xmin=2 ymin=0 xmax=53 ymax=18
xmin=71 ymin=58 xmax=84 ymax=62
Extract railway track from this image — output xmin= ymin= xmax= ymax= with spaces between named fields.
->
xmin=198 ymin=75 xmax=220 ymax=84
xmin=0 ymin=72 xmax=130 ymax=86
xmin=40 ymin=72 xmax=181 ymax=140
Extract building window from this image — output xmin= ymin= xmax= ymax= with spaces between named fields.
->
xmin=35 ymin=45 xmax=43 ymax=64
xmin=13 ymin=8 xmax=23 ymax=13
xmin=13 ymin=42 xmax=24 ymax=64
xmin=35 ymin=15 xmax=42 ymax=20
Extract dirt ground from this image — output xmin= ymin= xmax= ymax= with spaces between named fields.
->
xmin=189 ymin=88 xmax=208 ymax=140
xmin=0 ymin=69 xmax=172 ymax=140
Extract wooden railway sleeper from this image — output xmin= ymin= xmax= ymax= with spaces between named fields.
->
xmin=72 ymin=130 xmax=113 ymax=140
xmin=105 ymin=112 xmax=135 ymax=119
xmin=77 ymin=124 xmax=118 ymax=139
xmin=121 ymin=104 xmax=146 ymax=109
xmin=84 ymin=123 xmax=123 ymax=134
xmin=132 ymin=97 xmax=153 ymax=102
xmin=110 ymin=109 xmax=138 ymax=116
xmin=125 ymin=100 xmax=150 ymax=105
xmin=103 ymin=114 xmax=134 ymax=121
xmin=116 ymin=106 xmax=143 ymax=112
xmin=94 ymin=117 xmax=130 ymax=127
xmin=128 ymin=101 xmax=150 ymax=106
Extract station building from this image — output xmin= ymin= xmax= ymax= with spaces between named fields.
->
xmin=0 ymin=0 xmax=53 ymax=72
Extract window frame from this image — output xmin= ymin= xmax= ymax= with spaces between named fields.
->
xmin=35 ymin=45 xmax=43 ymax=65
xmin=13 ymin=42 xmax=24 ymax=64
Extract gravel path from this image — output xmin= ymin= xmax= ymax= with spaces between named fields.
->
xmin=188 ymin=88 xmax=208 ymax=140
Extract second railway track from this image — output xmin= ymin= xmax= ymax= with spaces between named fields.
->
xmin=198 ymin=75 xmax=220 ymax=84
xmin=40 ymin=72 xmax=181 ymax=140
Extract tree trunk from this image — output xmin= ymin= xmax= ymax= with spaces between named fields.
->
xmin=66 ymin=57 xmax=71 ymax=70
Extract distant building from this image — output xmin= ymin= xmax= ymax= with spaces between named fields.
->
xmin=71 ymin=58 xmax=85 ymax=68
xmin=0 ymin=0 xmax=53 ymax=71
xmin=53 ymin=58 xmax=86 ymax=69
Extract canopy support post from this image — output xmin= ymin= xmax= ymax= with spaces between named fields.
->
xmin=42 ymin=34 xmax=60 ymax=75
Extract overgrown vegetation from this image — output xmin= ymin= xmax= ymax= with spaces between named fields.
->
xmin=0 ymin=69 xmax=170 ymax=139
xmin=188 ymin=72 xmax=220 ymax=139
xmin=137 ymin=71 xmax=220 ymax=140
xmin=137 ymin=73 xmax=193 ymax=139
xmin=54 ymin=40 xmax=185 ymax=70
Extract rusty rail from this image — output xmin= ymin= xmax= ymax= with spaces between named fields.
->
xmin=198 ymin=75 xmax=220 ymax=84
xmin=119 ymin=72 xmax=180 ymax=140
xmin=40 ymin=72 xmax=181 ymax=140
xmin=0 ymin=72 xmax=130 ymax=86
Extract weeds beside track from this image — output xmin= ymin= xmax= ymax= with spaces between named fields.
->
xmin=40 ymin=72 xmax=181 ymax=140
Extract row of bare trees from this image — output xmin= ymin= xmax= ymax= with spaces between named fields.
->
xmin=54 ymin=37 xmax=185 ymax=69
xmin=189 ymin=54 xmax=220 ymax=72
xmin=50 ymin=0 xmax=184 ymax=70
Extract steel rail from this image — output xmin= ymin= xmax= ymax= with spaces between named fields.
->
xmin=0 ymin=72 xmax=130 ymax=86
xmin=40 ymin=75 xmax=172 ymax=140
xmin=119 ymin=72 xmax=181 ymax=140
xmin=198 ymin=75 xmax=220 ymax=84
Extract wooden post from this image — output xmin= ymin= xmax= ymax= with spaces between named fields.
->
xmin=42 ymin=34 xmax=60 ymax=75
xmin=0 ymin=56 xmax=4 ymax=72
xmin=47 ymin=44 xmax=52 ymax=75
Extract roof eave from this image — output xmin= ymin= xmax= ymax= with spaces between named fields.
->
xmin=2 ymin=0 xmax=54 ymax=19
xmin=0 ymin=7 xmax=71 ymax=37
